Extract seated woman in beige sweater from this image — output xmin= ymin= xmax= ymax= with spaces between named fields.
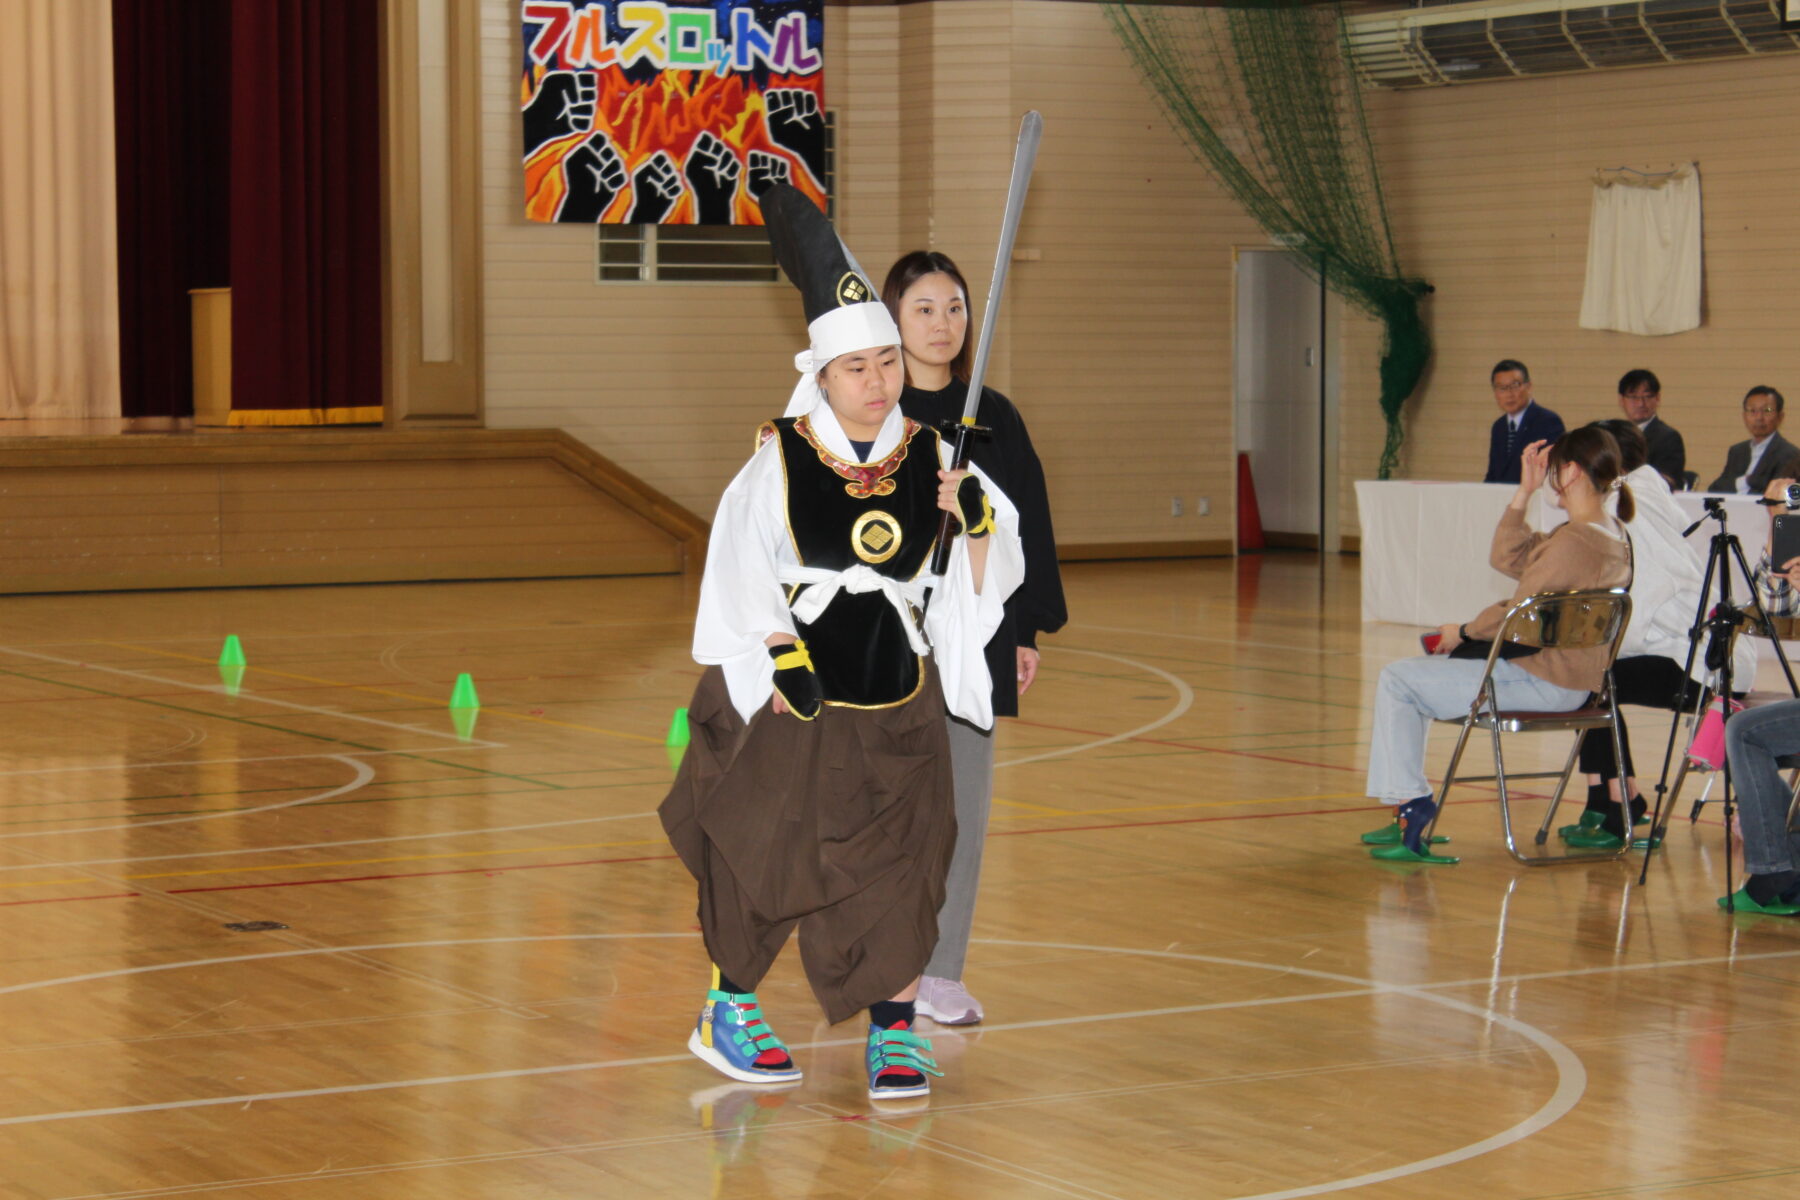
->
xmin=1363 ymin=427 xmax=1635 ymax=862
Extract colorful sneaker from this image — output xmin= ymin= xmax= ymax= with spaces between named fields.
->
xmin=866 ymin=1021 xmax=942 ymax=1102
xmin=687 ymin=989 xmax=802 ymax=1084
xmin=915 ymin=976 xmax=984 ymax=1026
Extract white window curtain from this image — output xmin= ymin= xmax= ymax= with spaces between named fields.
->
xmin=0 ymin=0 xmax=121 ymax=419
xmin=1578 ymin=164 xmax=1702 ymax=337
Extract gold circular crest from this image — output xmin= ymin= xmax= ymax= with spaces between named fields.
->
xmin=850 ymin=510 xmax=902 ymax=565
xmin=836 ymin=272 xmax=872 ymax=306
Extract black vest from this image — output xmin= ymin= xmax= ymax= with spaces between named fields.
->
xmin=764 ymin=415 xmax=941 ymax=708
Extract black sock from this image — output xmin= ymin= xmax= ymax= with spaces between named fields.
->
xmin=869 ymin=1000 xmax=914 ymax=1029
xmin=715 ymin=968 xmax=753 ymax=996
xmin=1629 ymin=794 xmax=1648 ymax=823
xmin=1583 ymin=782 xmax=1609 ymax=814
xmin=1746 ymin=871 xmax=1800 ymax=906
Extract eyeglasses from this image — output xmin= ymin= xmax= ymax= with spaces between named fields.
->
xmin=1622 ymin=391 xmax=1658 ymax=401
xmin=1493 ymin=380 xmax=1528 ymax=392
xmin=1745 ymin=407 xmax=1779 ymax=416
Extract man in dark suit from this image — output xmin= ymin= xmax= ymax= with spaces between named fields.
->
xmin=1707 ymin=386 xmax=1800 ymax=494
xmin=1618 ymin=368 xmax=1686 ymax=490
xmin=1484 ymin=359 xmax=1564 ymax=483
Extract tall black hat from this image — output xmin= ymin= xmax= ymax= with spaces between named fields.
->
xmin=762 ymin=184 xmax=901 ymax=416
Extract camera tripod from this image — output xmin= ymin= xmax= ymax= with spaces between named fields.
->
xmin=1639 ymin=499 xmax=1799 ymax=901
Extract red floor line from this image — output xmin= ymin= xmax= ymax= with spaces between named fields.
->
xmin=162 ymin=852 xmax=681 ymax=895
xmin=13 ymin=792 xmax=1554 ymax=909
xmin=0 ymin=891 xmax=140 ymax=908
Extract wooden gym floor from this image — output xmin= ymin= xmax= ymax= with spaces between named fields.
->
xmin=0 ymin=552 xmax=1795 ymax=1199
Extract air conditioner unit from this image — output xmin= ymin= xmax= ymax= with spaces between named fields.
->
xmin=1344 ymin=0 xmax=1800 ymax=88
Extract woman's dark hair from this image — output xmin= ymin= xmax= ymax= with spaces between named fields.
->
xmin=881 ymin=251 xmax=973 ymax=382
xmin=1590 ymin=418 xmax=1648 ymax=474
xmin=1548 ymin=425 xmax=1634 ymax=523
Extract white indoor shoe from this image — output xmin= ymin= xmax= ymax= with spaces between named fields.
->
xmin=914 ymin=975 xmax=984 ymax=1025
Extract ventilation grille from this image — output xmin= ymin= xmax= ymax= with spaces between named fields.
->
xmin=1345 ymin=0 xmax=1800 ymax=87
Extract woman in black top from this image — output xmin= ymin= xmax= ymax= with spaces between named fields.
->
xmin=882 ymin=250 xmax=1068 ymax=1025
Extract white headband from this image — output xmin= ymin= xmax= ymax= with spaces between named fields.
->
xmin=783 ymin=302 xmax=903 ymax=418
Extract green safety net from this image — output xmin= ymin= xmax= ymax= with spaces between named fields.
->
xmin=1104 ymin=2 xmax=1429 ymax=478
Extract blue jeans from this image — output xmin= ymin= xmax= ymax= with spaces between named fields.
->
xmin=1722 ymin=699 xmax=1800 ymax=876
xmin=1367 ymin=656 xmax=1590 ymax=804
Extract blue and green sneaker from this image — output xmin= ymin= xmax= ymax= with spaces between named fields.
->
xmin=687 ymin=987 xmax=802 ymax=1084
xmin=866 ymin=1021 xmax=942 ymax=1102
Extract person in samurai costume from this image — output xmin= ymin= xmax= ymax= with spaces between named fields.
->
xmin=659 ymin=184 xmax=1024 ymax=1103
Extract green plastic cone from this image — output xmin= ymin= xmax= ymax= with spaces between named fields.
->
xmin=666 ymin=707 xmax=690 ymax=748
xmin=218 ymin=635 xmax=246 ymax=668
xmin=666 ymin=744 xmax=687 ymax=775
xmin=219 ymin=662 xmax=246 ymax=696
xmin=450 ymin=673 xmax=479 ymax=710
xmin=451 ymin=706 xmax=479 ymax=742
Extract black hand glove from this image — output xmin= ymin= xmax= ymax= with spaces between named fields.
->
xmin=954 ymin=475 xmax=994 ymax=540
xmin=769 ymin=640 xmax=822 ymax=720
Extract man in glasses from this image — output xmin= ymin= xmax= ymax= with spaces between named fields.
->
xmin=1618 ymin=368 xmax=1686 ymax=490
xmin=1483 ymin=359 xmax=1564 ymax=484
xmin=1706 ymin=386 xmax=1800 ymax=495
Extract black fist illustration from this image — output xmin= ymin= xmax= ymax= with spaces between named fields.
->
xmin=628 ymin=151 xmax=683 ymax=224
xmin=523 ymin=71 xmax=596 ymax=155
xmin=746 ymin=150 xmax=791 ymax=202
xmin=684 ymin=131 xmax=742 ymax=225
xmin=764 ymin=88 xmax=825 ymax=188
xmin=558 ymin=131 xmax=627 ymax=223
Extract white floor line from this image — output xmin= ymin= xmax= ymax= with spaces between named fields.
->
xmin=1071 ymin=622 xmax=1360 ymax=657
xmin=0 ymin=746 xmax=500 ymax=779
xmin=12 ymin=933 xmax=1790 ymax=1193
xmin=996 ymin=649 xmax=1195 ymax=769
xmin=0 ymin=757 xmax=375 ymax=840
xmin=0 ymin=644 xmax=502 ymax=747
xmin=0 ymin=810 xmax=661 ymax=872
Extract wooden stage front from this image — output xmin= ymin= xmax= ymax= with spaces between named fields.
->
xmin=0 ymin=425 xmax=707 ymax=594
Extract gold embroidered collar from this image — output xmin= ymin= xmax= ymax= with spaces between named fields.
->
xmin=794 ymin=415 xmax=920 ymax=499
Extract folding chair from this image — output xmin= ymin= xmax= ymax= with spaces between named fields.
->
xmin=1423 ymin=588 xmax=1634 ymax=865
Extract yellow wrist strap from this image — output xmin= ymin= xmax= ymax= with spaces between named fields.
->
xmin=967 ymin=494 xmax=995 ymax=538
xmin=772 ymin=640 xmax=813 ymax=672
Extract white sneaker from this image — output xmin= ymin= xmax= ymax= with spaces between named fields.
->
xmin=914 ymin=976 xmax=984 ymax=1025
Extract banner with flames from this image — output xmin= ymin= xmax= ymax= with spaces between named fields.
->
xmin=520 ymin=1 xmax=825 ymax=224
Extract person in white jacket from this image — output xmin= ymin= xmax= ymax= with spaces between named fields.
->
xmin=1560 ymin=419 xmax=1756 ymax=848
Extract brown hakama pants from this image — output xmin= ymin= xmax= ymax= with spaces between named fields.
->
xmin=659 ymin=663 xmax=957 ymax=1026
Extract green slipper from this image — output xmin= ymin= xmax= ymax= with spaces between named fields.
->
xmin=1556 ymin=810 xmax=1607 ymax=839
xmin=1361 ymin=823 xmax=1449 ymax=846
xmin=1368 ymin=843 xmax=1460 ymax=865
xmin=1562 ymin=828 xmax=1625 ymax=850
xmin=1718 ymin=888 xmax=1800 ymax=916
xmin=1629 ymin=834 xmax=1663 ymax=850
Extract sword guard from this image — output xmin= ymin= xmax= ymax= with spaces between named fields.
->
xmin=936 ymin=420 xmax=992 ymax=443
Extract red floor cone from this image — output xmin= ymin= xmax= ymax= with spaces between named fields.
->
xmin=1236 ymin=452 xmax=1265 ymax=551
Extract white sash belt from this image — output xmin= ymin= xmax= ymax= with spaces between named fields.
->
xmin=778 ymin=563 xmax=931 ymax=656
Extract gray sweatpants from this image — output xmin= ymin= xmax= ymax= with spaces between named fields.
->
xmin=925 ymin=715 xmax=995 ymax=980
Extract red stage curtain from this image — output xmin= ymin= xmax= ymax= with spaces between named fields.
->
xmin=228 ymin=0 xmax=382 ymax=425
xmin=111 ymin=0 xmax=230 ymax=420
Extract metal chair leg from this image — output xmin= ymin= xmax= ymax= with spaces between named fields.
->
xmin=1534 ymin=733 xmax=1586 ymax=845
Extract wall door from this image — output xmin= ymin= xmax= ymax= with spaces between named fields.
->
xmin=1233 ymin=249 xmax=1326 ymax=546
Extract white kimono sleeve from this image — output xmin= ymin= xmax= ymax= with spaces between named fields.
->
xmin=924 ymin=446 xmax=1025 ymax=729
xmin=691 ymin=438 xmax=798 ymax=723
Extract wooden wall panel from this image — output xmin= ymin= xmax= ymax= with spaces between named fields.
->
xmin=477 ymin=0 xmax=1251 ymax=552
xmin=0 ymin=431 xmax=696 ymax=593
xmin=1337 ymin=55 xmax=1800 ymax=537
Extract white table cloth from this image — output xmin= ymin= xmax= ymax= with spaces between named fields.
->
xmin=1356 ymin=481 xmax=1768 ymax=626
